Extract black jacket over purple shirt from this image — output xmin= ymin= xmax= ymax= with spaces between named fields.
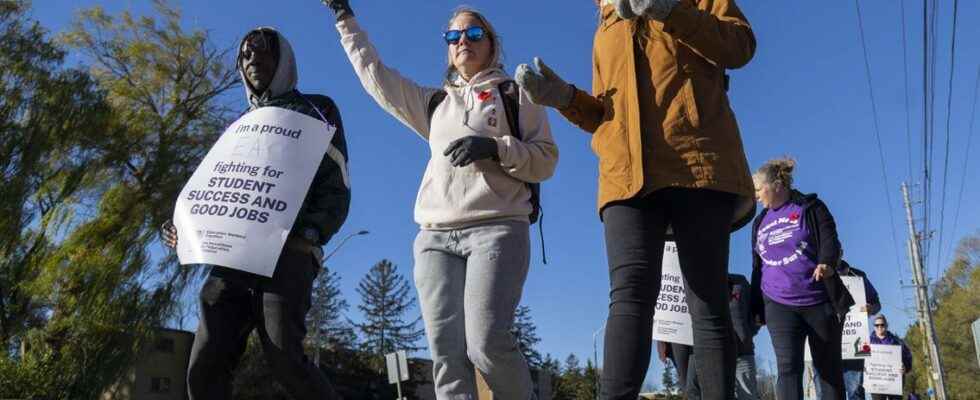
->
xmin=750 ymin=190 xmax=855 ymax=324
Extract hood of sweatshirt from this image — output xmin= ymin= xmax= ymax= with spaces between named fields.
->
xmin=238 ymin=27 xmax=298 ymax=109
xmin=448 ymin=67 xmax=511 ymax=129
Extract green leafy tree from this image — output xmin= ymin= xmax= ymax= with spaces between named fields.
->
xmin=353 ymin=259 xmax=425 ymax=358
xmin=904 ymin=232 xmax=980 ymax=397
xmin=1 ymin=0 xmax=239 ymax=397
xmin=0 ymin=0 xmax=112 ymax=354
xmin=511 ymin=304 xmax=543 ymax=369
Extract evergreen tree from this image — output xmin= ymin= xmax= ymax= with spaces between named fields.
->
xmin=564 ymin=353 xmax=582 ymax=376
xmin=511 ymin=304 xmax=543 ymax=368
xmin=307 ymin=266 xmax=355 ymax=356
xmin=551 ymin=354 xmax=596 ymax=400
xmin=661 ymin=360 xmax=680 ymax=399
xmin=540 ymin=353 xmax=562 ymax=376
xmin=582 ymin=359 xmax=600 ymax=400
xmin=352 ymin=259 xmax=424 ymax=356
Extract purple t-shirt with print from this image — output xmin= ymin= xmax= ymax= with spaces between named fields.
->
xmin=756 ymin=202 xmax=827 ymax=306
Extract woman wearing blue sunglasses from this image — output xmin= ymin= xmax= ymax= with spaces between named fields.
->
xmin=320 ymin=2 xmax=558 ymax=399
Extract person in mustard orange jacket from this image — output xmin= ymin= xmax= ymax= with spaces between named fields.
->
xmin=516 ymin=0 xmax=756 ymax=399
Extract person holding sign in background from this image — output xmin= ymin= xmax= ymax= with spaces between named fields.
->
xmin=516 ymin=0 xmax=758 ymax=398
xmin=839 ymin=260 xmax=882 ymax=400
xmin=320 ymin=1 xmax=558 ymax=399
xmin=750 ymin=157 xmax=854 ymax=400
xmin=162 ymin=27 xmax=350 ymax=400
xmin=814 ymin=258 xmax=883 ymax=400
xmin=869 ymin=315 xmax=912 ymax=400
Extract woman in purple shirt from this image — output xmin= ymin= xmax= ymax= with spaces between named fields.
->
xmin=749 ymin=158 xmax=854 ymax=400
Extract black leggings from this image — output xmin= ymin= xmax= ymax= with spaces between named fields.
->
xmin=765 ymin=296 xmax=844 ymax=400
xmin=600 ymin=188 xmax=736 ymax=400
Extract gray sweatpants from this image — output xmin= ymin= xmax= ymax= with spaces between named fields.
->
xmin=413 ymin=220 xmax=532 ymax=400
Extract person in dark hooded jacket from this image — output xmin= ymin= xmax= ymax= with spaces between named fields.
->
xmin=750 ymin=157 xmax=854 ymax=400
xmin=813 ymin=258 xmax=883 ymax=400
xmin=162 ymin=27 xmax=349 ymax=400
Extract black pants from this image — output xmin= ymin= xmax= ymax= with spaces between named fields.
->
xmin=186 ymin=245 xmax=338 ymax=400
xmin=870 ymin=395 xmax=902 ymax=400
xmin=765 ymin=297 xmax=843 ymax=400
xmin=600 ymin=188 xmax=736 ymax=400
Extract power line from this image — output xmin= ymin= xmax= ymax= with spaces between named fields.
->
xmin=853 ymin=0 xmax=904 ymax=275
xmin=935 ymin=0 xmax=959 ymax=276
xmin=947 ymin=66 xmax=980 ymax=261
xmin=922 ymin=0 xmax=935 ymax=270
xmin=922 ymin=0 xmax=940 ymax=276
xmin=900 ymin=0 xmax=914 ymax=182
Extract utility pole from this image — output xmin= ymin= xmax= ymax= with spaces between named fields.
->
xmin=901 ymin=182 xmax=948 ymax=400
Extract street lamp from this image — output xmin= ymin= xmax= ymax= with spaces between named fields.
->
xmin=323 ymin=230 xmax=370 ymax=262
xmin=313 ymin=229 xmax=369 ymax=365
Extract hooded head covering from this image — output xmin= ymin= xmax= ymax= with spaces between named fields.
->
xmin=238 ymin=27 xmax=298 ymax=108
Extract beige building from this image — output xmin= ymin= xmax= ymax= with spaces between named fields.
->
xmin=475 ymin=368 xmax=552 ymax=400
xmin=409 ymin=358 xmax=552 ymax=400
xmin=101 ymin=328 xmax=194 ymax=400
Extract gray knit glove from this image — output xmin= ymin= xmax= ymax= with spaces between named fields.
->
xmin=630 ymin=0 xmax=680 ymax=21
xmin=515 ymin=57 xmax=574 ymax=110
xmin=321 ymin=0 xmax=354 ymax=21
xmin=613 ymin=0 xmax=638 ymax=19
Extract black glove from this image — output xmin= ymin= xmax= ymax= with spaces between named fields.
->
xmin=443 ymin=136 xmax=499 ymax=167
xmin=321 ymin=0 xmax=354 ymax=21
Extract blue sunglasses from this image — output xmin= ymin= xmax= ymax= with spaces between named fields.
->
xmin=443 ymin=26 xmax=486 ymax=45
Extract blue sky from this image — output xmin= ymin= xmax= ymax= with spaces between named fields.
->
xmin=32 ymin=0 xmax=980 ymax=387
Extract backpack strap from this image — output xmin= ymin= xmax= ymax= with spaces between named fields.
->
xmin=426 ymin=90 xmax=448 ymax=127
xmin=498 ymin=81 xmax=547 ymax=264
xmin=498 ymin=81 xmax=522 ymax=140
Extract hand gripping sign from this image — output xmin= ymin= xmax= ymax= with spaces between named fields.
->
xmin=652 ymin=242 xmax=694 ymax=346
xmin=174 ymin=107 xmax=335 ymax=277
xmin=804 ymin=275 xmax=872 ymax=364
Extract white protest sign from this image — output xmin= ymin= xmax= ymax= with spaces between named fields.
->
xmin=840 ymin=275 xmax=871 ymax=359
xmin=174 ymin=107 xmax=334 ymax=277
xmin=652 ymin=242 xmax=693 ymax=346
xmin=864 ymin=344 xmax=903 ymax=395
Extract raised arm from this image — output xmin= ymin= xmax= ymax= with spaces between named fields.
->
xmin=630 ymin=0 xmax=756 ymax=69
xmin=665 ymin=0 xmax=755 ymax=68
xmin=323 ymin=1 xmax=441 ymax=139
